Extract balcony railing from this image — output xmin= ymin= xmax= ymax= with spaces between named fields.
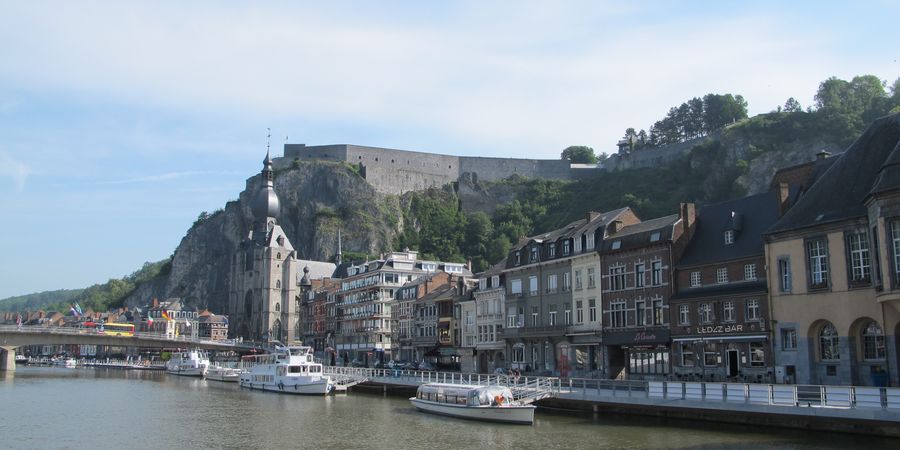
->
xmin=503 ymin=325 xmax=567 ymax=338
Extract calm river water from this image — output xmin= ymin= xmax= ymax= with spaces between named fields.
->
xmin=0 ymin=367 xmax=896 ymax=449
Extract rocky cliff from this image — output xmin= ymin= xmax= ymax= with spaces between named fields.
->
xmin=123 ymin=161 xmax=402 ymax=311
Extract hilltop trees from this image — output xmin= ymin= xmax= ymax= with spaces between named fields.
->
xmin=628 ymin=93 xmax=749 ymax=149
xmin=561 ymin=146 xmax=597 ymax=164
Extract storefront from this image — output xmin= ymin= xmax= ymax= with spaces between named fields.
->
xmin=603 ymin=329 xmax=670 ymax=380
xmin=671 ymin=333 xmax=770 ymax=383
xmin=563 ymin=334 xmax=603 ymax=378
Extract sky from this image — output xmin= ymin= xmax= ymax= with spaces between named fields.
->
xmin=0 ymin=1 xmax=898 ymax=299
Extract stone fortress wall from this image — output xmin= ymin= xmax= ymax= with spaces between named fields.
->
xmin=282 ymin=140 xmax=694 ymax=194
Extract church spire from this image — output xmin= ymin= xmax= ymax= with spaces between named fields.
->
xmin=251 ymin=128 xmax=281 ymax=234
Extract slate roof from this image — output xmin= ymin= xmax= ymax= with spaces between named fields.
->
xmin=296 ymin=259 xmax=337 ymax=280
xmin=677 ymin=192 xmax=782 ymax=268
xmin=870 ymin=140 xmax=900 ymax=197
xmin=512 ymin=207 xmax=633 ymax=252
xmin=767 ymin=113 xmax=900 ymax=235
xmin=601 ymin=214 xmax=680 ymax=252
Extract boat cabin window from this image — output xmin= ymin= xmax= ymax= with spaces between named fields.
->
xmin=288 ymin=365 xmax=307 ymax=374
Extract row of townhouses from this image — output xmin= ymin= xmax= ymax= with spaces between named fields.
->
xmin=291 ymin=114 xmax=900 ymax=387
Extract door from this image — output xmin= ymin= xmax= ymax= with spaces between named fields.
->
xmin=726 ymin=349 xmax=739 ymax=377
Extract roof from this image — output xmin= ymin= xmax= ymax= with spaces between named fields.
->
xmin=297 ymin=259 xmax=337 ymax=280
xmin=869 ymin=140 xmax=900 ymax=197
xmin=767 ymin=113 xmax=900 ymax=235
xmin=602 ymin=214 xmax=680 ymax=252
xmin=510 ymin=207 xmax=633 ymax=253
xmin=677 ymin=192 xmax=781 ymax=267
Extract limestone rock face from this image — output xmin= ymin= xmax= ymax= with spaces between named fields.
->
xmin=124 ymin=161 xmax=402 ymax=312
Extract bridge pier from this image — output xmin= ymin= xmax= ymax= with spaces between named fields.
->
xmin=1 ymin=348 xmax=15 ymax=372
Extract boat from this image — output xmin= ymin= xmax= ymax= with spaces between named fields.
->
xmin=166 ymin=349 xmax=210 ymax=377
xmin=205 ymin=364 xmax=243 ymax=382
xmin=64 ymin=358 xmax=77 ymax=368
xmin=239 ymin=345 xmax=333 ymax=395
xmin=410 ymin=383 xmax=536 ymax=425
xmin=15 ymin=355 xmax=27 ymax=364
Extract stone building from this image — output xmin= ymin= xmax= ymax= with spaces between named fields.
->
xmin=600 ymin=204 xmax=694 ymax=381
xmin=670 ymin=193 xmax=780 ymax=383
xmin=502 ymin=208 xmax=638 ymax=375
xmin=469 ymin=264 xmax=507 ymax=374
xmin=765 ymin=113 xmax=900 ymax=387
xmin=394 ymin=271 xmax=451 ymax=364
xmin=228 ymin=150 xmax=301 ymax=343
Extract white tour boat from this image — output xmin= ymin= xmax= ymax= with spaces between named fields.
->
xmin=166 ymin=349 xmax=210 ymax=377
xmin=239 ymin=345 xmax=333 ymax=395
xmin=410 ymin=383 xmax=536 ymax=425
xmin=205 ymin=364 xmax=244 ymax=383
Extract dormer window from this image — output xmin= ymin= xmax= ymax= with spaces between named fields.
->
xmin=530 ymin=246 xmax=538 ymax=262
xmin=515 ymin=251 xmax=521 ymax=265
xmin=563 ymin=241 xmax=570 ymax=256
xmin=650 ymin=232 xmax=661 ymax=242
xmin=611 ymin=240 xmax=621 ymax=250
xmin=549 ymin=243 xmax=556 ymax=258
xmin=724 ymin=230 xmax=735 ymax=245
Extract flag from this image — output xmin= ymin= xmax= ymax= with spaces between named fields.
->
xmin=70 ymin=305 xmax=80 ymax=317
xmin=223 ymin=316 xmax=228 ymax=325
xmin=74 ymin=302 xmax=83 ymax=316
xmin=147 ymin=315 xmax=154 ymax=325
xmin=16 ymin=313 xmax=22 ymax=327
xmin=161 ymin=311 xmax=170 ymax=321
xmin=184 ymin=318 xmax=191 ymax=327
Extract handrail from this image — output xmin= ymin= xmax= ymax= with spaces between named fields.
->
xmin=0 ymin=325 xmax=265 ymax=350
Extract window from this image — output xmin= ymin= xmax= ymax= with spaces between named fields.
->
xmin=611 ymin=240 xmax=621 ymax=250
xmin=479 ymin=278 xmax=487 ymax=290
xmin=547 ymin=274 xmax=558 ymax=293
xmin=564 ymin=306 xmax=571 ymax=325
xmin=652 ymin=298 xmax=664 ymax=325
xmin=650 ymin=232 xmax=661 ymax=242
xmin=678 ymin=304 xmax=690 ymax=325
xmin=892 ymin=221 xmax=900 ymax=285
xmin=635 ymin=300 xmax=645 ymax=326
xmin=690 ymin=271 xmax=701 ymax=287
xmin=492 ymin=275 xmax=500 ymax=288
xmin=716 ymin=267 xmax=728 ymax=284
xmin=510 ymin=279 xmax=523 ymax=295
xmin=635 ymin=263 xmax=646 ymax=288
xmin=563 ymin=272 xmax=571 ymax=291
xmin=530 ymin=246 xmax=538 ymax=262
xmin=846 ymin=230 xmax=870 ymax=283
xmin=609 ymin=301 xmax=625 ymax=328
xmin=680 ymin=343 xmax=695 ymax=367
xmin=722 ymin=301 xmax=735 ymax=323
xmin=549 ymin=243 xmax=556 ymax=258
xmin=704 ymin=342 xmax=718 ymax=366
xmin=531 ymin=307 xmax=539 ymax=326
xmin=515 ymin=251 xmax=521 ymax=265
xmin=819 ymin=323 xmax=839 ymax=361
xmin=548 ymin=310 xmax=557 ymax=326
xmin=528 ymin=276 xmax=538 ymax=296
xmin=506 ymin=308 xmax=517 ymax=328
xmin=862 ymin=321 xmax=885 ymax=360
xmin=588 ymin=299 xmax=597 ymax=322
xmin=750 ymin=342 xmax=765 ymax=367
xmin=778 ymin=257 xmax=792 ymax=293
xmin=699 ymin=303 xmax=714 ymax=323
xmin=563 ymin=240 xmax=570 ymax=256
xmin=647 ymin=261 xmax=661 ymax=286
xmin=609 ymin=266 xmax=625 ymax=291
xmin=746 ymin=299 xmax=760 ymax=321
xmin=576 ymin=301 xmax=584 ymax=324
xmin=575 ymin=270 xmax=583 ymax=290
xmin=513 ymin=345 xmax=525 ymax=363
xmin=806 ymin=238 xmax=829 ymax=289
xmin=744 ymin=264 xmax=757 ymax=281
xmin=781 ymin=328 xmax=797 ymax=350
xmin=724 ymin=230 xmax=734 ymax=245
xmin=586 ymin=233 xmax=595 ymax=250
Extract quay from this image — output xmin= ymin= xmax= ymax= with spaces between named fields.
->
xmin=324 ymin=366 xmax=900 ymax=438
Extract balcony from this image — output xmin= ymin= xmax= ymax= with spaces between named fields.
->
xmin=503 ymin=325 xmax=567 ymax=339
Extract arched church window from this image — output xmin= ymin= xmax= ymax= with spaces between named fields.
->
xmin=244 ymin=290 xmax=253 ymax=317
xmin=277 ymin=252 xmax=281 ymax=260
xmin=275 ymin=303 xmax=280 ymax=312
xmin=276 ymin=280 xmax=282 ymax=289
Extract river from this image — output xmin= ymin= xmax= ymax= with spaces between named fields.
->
xmin=0 ymin=367 xmax=896 ymax=449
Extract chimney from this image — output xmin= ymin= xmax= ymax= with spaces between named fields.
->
xmin=816 ymin=150 xmax=832 ymax=161
xmin=586 ymin=211 xmax=601 ymax=222
xmin=467 ymin=259 xmax=472 ymax=272
xmin=680 ymin=202 xmax=696 ymax=232
xmin=608 ymin=220 xmax=622 ymax=234
xmin=777 ymin=182 xmax=791 ymax=217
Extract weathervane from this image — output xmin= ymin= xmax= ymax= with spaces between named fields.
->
xmin=266 ymin=127 xmax=271 ymax=153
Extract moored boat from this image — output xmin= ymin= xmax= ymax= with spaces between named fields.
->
xmin=166 ymin=349 xmax=210 ymax=377
xmin=15 ymin=355 xmax=27 ymax=364
xmin=410 ymin=383 xmax=536 ymax=425
xmin=205 ymin=364 xmax=243 ymax=382
xmin=239 ymin=345 xmax=333 ymax=395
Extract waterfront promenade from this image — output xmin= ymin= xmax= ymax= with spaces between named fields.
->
xmin=326 ymin=366 xmax=900 ymax=437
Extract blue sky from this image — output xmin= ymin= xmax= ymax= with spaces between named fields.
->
xmin=0 ymin=1 xmax=898 ymax=299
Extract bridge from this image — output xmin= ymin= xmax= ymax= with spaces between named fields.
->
xmin=0 ymin=325 xmax=266 ymax=371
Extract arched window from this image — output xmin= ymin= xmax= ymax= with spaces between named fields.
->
xmin=275 ymin=302 xmax=280 ymax=312
xmin=244 ymin=290 xmax=253 ymax=317
xmin=819 ymin=323 xmax=840 ymax=361
xmin=272 ymin=319 xmax=282 ymax=342
xmin=862 ymin=321 xmax=885 ymax=360
xmin=276 ymin=280 xmax=282 ymax=289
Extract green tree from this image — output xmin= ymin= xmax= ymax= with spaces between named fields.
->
xmin=560 ymin=146 xmax=597 ymax=164
xmin=784 ymin=97 xmax=802 ymax=112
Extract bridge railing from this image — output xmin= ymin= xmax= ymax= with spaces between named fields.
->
xmin=0 ymin=325 xmax=261 ymax=350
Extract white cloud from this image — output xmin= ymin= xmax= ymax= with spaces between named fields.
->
xmin=0 ymin=151 xmax=30 ymax=192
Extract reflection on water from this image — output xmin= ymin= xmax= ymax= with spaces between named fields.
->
xmin=0 ymin=367 xmax=896 ymax=450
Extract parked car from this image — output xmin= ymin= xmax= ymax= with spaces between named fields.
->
xmin=418 ymin=361 xmax=437 ymax=372
xmin=387 ymin=360 xmax=407 ymax=370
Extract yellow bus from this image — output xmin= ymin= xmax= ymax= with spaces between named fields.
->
xmin=85 ymin=321 xmax=135 ymax=336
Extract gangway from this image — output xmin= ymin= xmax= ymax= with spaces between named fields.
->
xmin=508 ymin=377 xmax=558 ymax=404
xmin=325 ymin=368 xmax=369 ymax=392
